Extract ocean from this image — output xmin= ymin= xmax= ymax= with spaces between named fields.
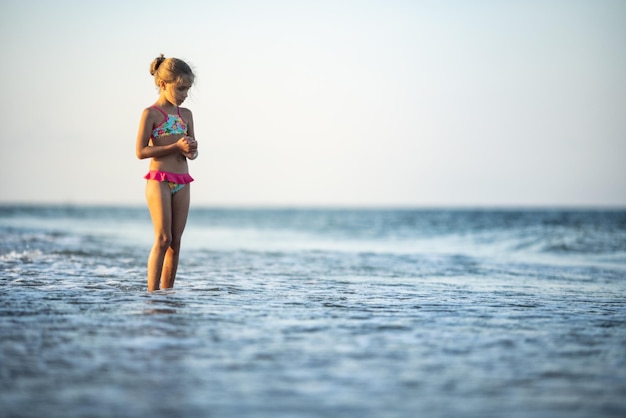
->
xmin=1 ymin=205 xmax=625 ymax=418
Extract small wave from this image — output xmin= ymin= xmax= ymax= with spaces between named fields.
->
xmin=540 ymin=237 xmax=626 ymax=255
xmin=0 ymin=250 xmax=44 ymax=263
xmin=52 ymin=249 xmax=96 ymax=257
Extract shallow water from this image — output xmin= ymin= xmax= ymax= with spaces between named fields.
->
xmin=1 ymin=206 xmax=625 ymax=417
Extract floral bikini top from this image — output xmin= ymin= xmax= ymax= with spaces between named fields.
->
xmin=151 ymin=106 xmax=187 ymax=139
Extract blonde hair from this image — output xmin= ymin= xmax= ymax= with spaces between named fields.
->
xmin=150 ymin=54 xmax=194 ymax=86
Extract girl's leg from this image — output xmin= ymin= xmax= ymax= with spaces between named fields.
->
xmin=145 ymin=180 xmax=173 ymax=291
xmin=160 ymin=184 xmax=191 ymax=289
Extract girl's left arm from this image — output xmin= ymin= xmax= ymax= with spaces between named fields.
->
xmin=183 ymin=108 xmax=199 ymax=160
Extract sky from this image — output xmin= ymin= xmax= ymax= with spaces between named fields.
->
xmin=0 ymin=0 xmax=624 ymax=207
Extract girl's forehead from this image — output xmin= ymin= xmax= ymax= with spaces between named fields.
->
xmin=176 ymin=76 xmax=194 ymax=88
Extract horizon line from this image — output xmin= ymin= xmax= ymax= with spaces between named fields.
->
xmin=1 ymin=201 xmax=625 ymax=211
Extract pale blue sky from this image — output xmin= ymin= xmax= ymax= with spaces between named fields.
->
xmin=1 ymin=0 xmax=624 ymax=207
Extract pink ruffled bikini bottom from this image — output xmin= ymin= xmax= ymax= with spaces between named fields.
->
xmin=144 ymin=170 xmax=194 ymax=194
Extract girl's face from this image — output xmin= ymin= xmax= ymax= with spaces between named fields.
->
xmin=161 ymin=77 xmax=193 ymax=106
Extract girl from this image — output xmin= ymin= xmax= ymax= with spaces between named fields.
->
xmin=136 ymin=54 xmax=198 ymax=291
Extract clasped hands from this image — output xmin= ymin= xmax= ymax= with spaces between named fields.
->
xmin=177 ymin=136 xmax=198 ymax=160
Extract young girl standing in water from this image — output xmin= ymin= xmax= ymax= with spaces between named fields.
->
xmin=136 ymin=54 xmax=198 ymax=291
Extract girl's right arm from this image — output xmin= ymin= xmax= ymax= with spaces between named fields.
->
xmin=135 ymin=108 xmax=193 ymax=159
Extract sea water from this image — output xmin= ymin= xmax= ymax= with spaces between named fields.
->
xmin=0 ymin=205 xmax=625 ymax=418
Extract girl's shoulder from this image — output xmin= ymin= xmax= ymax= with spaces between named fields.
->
xmin=141 ymin=106 xmax=163 ymax=119
xmin=178 ymin=106 xmax=193 ymax=116
xmin=178 ymin=107 xmax=193 ymax=122
xmin=139 ymin=107 xmax=164 ymax=129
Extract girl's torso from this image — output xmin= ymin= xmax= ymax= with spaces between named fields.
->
xmin=148 ymin=106 xmax=189 ymax=173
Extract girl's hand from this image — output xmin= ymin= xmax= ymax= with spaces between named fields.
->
xmin=179 ymin=136 xmax=198 ymax=159
xmin=177 ymin=136 xmax=197 ymax=154
xmin=184 ymin=150 xmax=199 ymax=160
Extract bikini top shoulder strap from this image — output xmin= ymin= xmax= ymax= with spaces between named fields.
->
xmin=151 ymin=105 xmax=168 ymax=117
xmin=176 ymin=106 xmax=188 ymax=124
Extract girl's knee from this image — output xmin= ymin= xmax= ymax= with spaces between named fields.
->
xmin=154 ymin=233 xmax=172 ymax=249
xmin=170 ymin=238 xmax=182 ymax=252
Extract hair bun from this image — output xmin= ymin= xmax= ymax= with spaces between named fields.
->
xmin=149 ymin=54 xmax=166 ymax=76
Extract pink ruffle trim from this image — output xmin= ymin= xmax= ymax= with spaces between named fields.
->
xmin=144 ymin=170 xmax=194 ymax=184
